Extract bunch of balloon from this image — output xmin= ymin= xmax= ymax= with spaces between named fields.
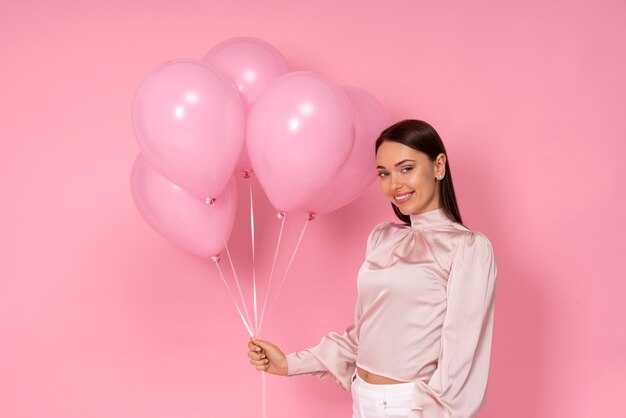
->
xmin=130 ymin=38 xmax=387 ymax=412
xmin=246 ymin=75 xmax=389 ymax=337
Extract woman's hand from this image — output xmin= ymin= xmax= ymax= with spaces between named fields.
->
xmin=247 ymin=337 xmax=288 ymax=376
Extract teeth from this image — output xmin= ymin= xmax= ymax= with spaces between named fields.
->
xmin=395 ymin=193 xmax=412 ymax=200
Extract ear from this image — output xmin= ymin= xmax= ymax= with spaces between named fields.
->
xmin=434 ymin=153 xmax=447 ymax=180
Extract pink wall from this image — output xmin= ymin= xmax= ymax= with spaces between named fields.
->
xmin=1 ymin=0 xmax=625 ymax=417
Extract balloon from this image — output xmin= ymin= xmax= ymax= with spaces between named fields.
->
xmin=132 ymin=59 xmax=245 ymax=200
xmin=203 ymin=37 xmax=290 ymax=173
xmin=203 ymin=36 xmax=289 ymax=109
xmin=303 ymin=86 xmax=388 ymax=215
xmin=246 ymin=71 xmax=355 ymax=212
xmin=131 ymin=154 xmax=237 ymax=258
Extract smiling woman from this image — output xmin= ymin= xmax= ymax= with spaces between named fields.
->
xmin=375 ymin=120 xmax=462 ymax=226
xmin=248 ymin=120 xmax=496 ymax=418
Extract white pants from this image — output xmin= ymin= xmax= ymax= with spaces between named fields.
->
xmin=351 ymin=371 xmax=416 ymax=418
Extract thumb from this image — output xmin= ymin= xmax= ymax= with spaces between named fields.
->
xmin=251 ymin=337 xmax=270 ymax=350
xmin=252 ymin=338 xmax=281 ymax=356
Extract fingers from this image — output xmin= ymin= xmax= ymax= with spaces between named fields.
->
xmin=247 ymin=339 xmax=264 ymax=360
xmin=248 ymin=340 xmax=264 ymax=357
xmin=249 ymin=350 xmax=269 ymax=372
xmin=247 ymin=349 xmax=266 ymax=361
xmin=248 ymin=340 xmax=260 ymax=351
xmin=250 ymin=337 xmax=272 ymax=352
xmin=249 ymin=355 xmax=268 ymax=364
xmin=250 ymin=357 xmax=269 ymax=370
xmin=247 ymin=338 xmax=284 ymax=374
xmin=247 ymin=339 xmax=268 ymax=370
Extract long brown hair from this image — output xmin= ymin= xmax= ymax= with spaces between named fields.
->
xmin=375 ymin=119 xmax=463 ymax=225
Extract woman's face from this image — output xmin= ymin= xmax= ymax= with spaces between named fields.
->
xmin=375 ymin=141 xmax=446 ymax=216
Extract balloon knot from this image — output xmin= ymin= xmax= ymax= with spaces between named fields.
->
xmin=307 ymin=212 xmax=316 ymax=221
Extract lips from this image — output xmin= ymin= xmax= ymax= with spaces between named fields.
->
xmin=393 ymin=191 xmax=414 ymax=204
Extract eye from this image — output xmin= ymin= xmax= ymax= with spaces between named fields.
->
xmin=377 ymin=171 xmax=389 ymax=178
xmin=401 ymin=166 xmax=414 ymax=173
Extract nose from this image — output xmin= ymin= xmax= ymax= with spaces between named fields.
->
xmin=389 ymin=173 xmax=403 ymax=191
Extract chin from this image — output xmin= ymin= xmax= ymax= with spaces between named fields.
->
xmin=393 ymin=203 xmax=413 ymax=216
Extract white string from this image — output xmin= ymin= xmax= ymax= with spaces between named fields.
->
xmin=257 ymin=213 xmax=286 ymax=336
xmin=212 ymin=259 xmax=253 ymax=337
xmin=262 ymin=371 xmax=267 ymax=418
xmin=249 ymin=179 xmax=258 ymax=336
xmin=222 ymin=237 xmax=254 ymax=333
xmin=264 ymin=216 xmax=310 ymax=329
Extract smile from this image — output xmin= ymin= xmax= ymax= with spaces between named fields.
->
xmin=393 ymin=192 xmax=414 ymax=203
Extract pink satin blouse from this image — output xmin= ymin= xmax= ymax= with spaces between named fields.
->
xmin=286 ymin=208 xmax=497 ymax=418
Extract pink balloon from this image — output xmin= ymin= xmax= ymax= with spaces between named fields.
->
xmin=131 ymin=154 xmax=237 ymax=258
xmin=246 ymin=71 xmax=355 ymax=212
xmin=132 ymin=59 xmax=244 ymax=200
xmin=203 ymin=37 xmax=290 ymax=173
xmin=203 ymin=37 xmax=289 ymax=109
xmin=303 ymin=86 xmax=389 ymax=215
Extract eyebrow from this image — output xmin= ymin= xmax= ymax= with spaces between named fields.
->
xmin=376 ymin=159 xmax=416 ymax=169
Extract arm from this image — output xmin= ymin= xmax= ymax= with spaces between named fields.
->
xmin=248 ymin=328 xmax=358 ymax=391
xmin=285 ymin=318 xmax=359 ymax=391
xmin=411 ymin=232 xmax=497 ymax=418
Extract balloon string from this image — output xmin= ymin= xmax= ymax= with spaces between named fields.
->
xmin=264 ymin=216 xmax=310 ymax=326
xmin=249 ymin=178 xmax=258 ymax=336
xmin=258 ymin=213 xmax=286 ymax=336
xmin=262 ymin=371 xmax=268 ymax=418
xmin=222 ymin=237 xmax=254 ymax=333
xmin=212 ymin=259 xmax=253 ymax=337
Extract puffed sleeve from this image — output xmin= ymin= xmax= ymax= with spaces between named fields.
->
xmin=410 ymin=232 xmax=497 ymax=418
xmin=284 ymin=222 xmax=389 ymax=391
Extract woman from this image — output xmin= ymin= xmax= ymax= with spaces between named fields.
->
xmin=247 ymin=120 xmax=497 ymax=418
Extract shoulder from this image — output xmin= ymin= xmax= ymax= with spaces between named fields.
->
xmin=461 ymin=228 xmax=492 ymax=248
xmin=446 ymin=223 xmax=493 ymax=253
xmin=450 ymin=227 xmax=497 ymax=275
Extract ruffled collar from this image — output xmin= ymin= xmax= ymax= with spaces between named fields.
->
xmin=366 ymin=208 xmax=454 ymax=270
xmin=409 ymin=207 xmax=453 ymax=230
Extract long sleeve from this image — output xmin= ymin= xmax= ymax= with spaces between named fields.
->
xmin=410 ymin=232 xmax=497 ymax=418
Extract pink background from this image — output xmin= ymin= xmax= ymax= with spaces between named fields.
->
xmin=1 ymin=0 xmax=625 ymax=417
